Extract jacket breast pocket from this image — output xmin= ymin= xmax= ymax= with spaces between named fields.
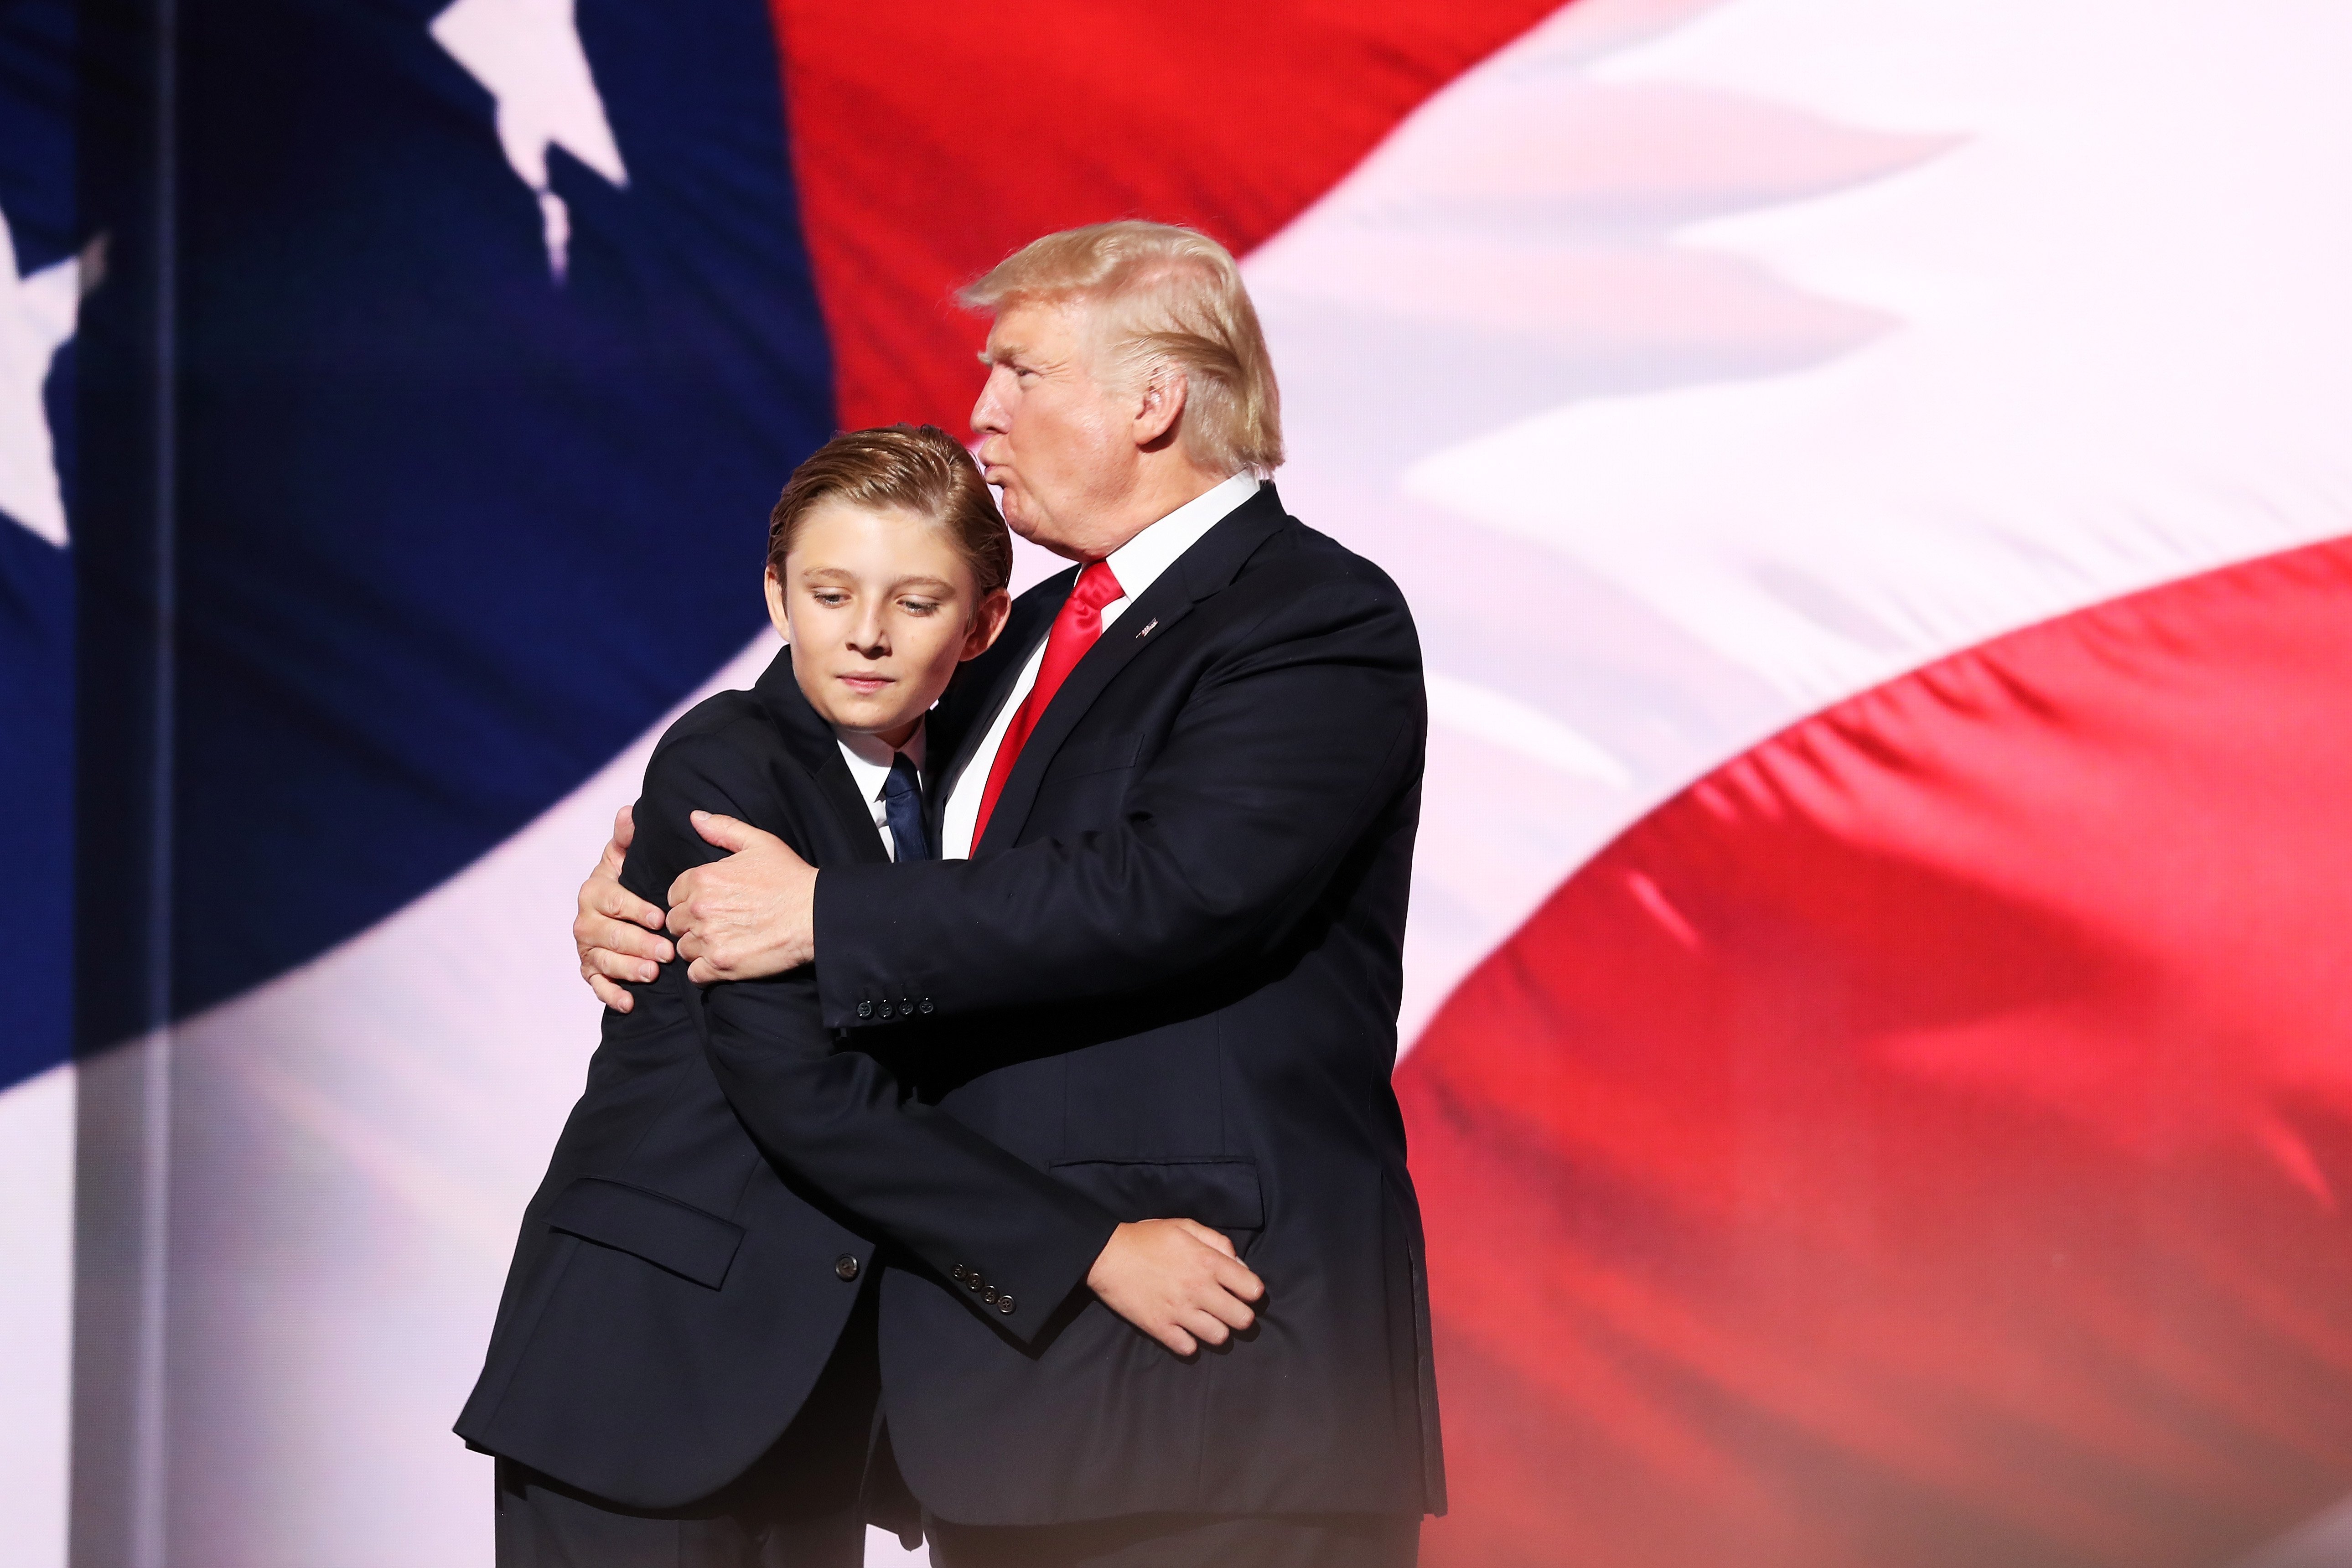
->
xmin=1046 ymin=733 xmax=1146 ymax=782
xmin=545 ymin=1176 xmax=745 ymax=1290
xmin=1047 ymin=1158 xmax=1264 ymax=1232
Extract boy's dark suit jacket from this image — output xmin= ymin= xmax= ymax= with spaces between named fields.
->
xmin=454 ymin=653 xmax=1122 ymax=1510
xmin=826 ymin=482 xmax=1445 ymax=1525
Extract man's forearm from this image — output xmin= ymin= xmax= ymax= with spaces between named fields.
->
xmin=813 ymin=705 xmax=1419 ymax=1029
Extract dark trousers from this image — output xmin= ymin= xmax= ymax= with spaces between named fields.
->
xmin=494 ymin=1289 xmax=886 ymax=1568
xmin=924 ymin=1511 xmax=1419 ymax=1568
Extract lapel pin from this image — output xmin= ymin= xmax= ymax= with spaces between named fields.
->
xmin=1135 ymin=617 xmax=1158 ymax=640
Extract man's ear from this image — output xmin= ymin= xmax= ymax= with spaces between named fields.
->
xmin=1132 ymin=363 xmax=1187 ymax=450
xmin=962 ymin=589 xmax=1014 ymax=661
xmin=763 ymin=566 xmax=793 ymax=645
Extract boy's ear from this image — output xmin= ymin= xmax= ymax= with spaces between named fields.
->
xmin=763 ymin=566 xmax=793 ymax=644
xmin=963 ymin=589 xmax=1014 ymax=661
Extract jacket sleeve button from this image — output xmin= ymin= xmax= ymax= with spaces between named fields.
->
xmin=996 ymin=1296 xmax=1016 ymax=1315
xmin=856 ymin=1001 xmax=873 ymax=1019
xmin=876 ymin=1001 xmax=894 ymax=1019
xmin=981 ymin=1286 xmax=998 ymax=1304
xmin=965 ymin=1275 xmax=982 ymax=1293
xmin=919 ymin=999 xmax=934 ymax=1015
xmin=834 ymin=1255 xmax=860 ymax=1282
xmin=951 ymin=1264 xmax=969 ymax=1283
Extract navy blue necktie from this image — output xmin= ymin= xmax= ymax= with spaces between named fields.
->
xmin=881 ymin=754 xmax=929 ymax=862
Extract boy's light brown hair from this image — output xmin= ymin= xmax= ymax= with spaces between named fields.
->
xmin=960 ymin=220 xmax=1284 ymax=477
xmin=767 ymin=424 xmax=1012 ymax=605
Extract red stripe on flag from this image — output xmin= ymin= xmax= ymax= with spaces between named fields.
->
xmin=1404 ymin=538 xmax=2352 ymax=1567
xmin=769 ymin=0 xmax=1566 ymax=435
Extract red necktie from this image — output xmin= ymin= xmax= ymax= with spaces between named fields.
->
xmin=971 ymin=559 xmax=1124 ymax=848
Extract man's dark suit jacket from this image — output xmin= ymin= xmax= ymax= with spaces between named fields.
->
xmin=455 ymin=653 xmax=1122 ymax=1510
xmin=821 ymin=482 xmax=1445 ymax=1526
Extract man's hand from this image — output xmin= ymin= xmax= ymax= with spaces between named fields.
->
xmin=667 ymin=812 xmax=818 ymax=984
xmin=575 ymin=805 xmax=673 ymax=1013
xmin=1086 ymin=1219 xmax=1266 ymax=1356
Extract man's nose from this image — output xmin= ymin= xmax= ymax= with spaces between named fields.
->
xmin=970 ymin=371 xmax=1008 ymax=435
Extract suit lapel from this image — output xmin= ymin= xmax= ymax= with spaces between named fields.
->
xmin=752 ymin=650 xmax=891 ymax=866
xmin=975 ymin=486 xmax=1290 ymax=854
xmin=924 ymin=569 xmax=1071 ymax=842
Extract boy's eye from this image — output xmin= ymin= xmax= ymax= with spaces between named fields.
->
xmin=811 ymin=590 xmax=850 ymax=606
xmin=900 ymin=598 xmax=940 ymax=616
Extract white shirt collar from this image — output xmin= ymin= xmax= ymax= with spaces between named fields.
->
xmin=1099 ymin=471 xmax=1259 ymax=611
xmin=835 ymin=723 xmax=926 ymax=779
xmin=834 ymin=722 xmax=927 ymax=859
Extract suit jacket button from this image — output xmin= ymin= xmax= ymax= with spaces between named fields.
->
xmin=856 ymin=1001 xmax=873 ymax=1019
xmin=834 ymin=1255 xmax=860 ymax=1282
xmin=996 ymin=1296 xmax=1016 ymax=1315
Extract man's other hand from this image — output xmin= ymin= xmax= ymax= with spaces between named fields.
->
xmin=667 ymin=812 xmax=818 ymax=984
xmin=1087 ymin=1219 xmax=1266 ymax=1357
xmin=575 ymin=805 xmax=674 ymax=1013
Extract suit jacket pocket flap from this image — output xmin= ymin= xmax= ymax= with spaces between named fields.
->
xmin=1048 ymin=733 xmax=1146 ymax=780
xmin=546 ymin=1177 xmax=745 ymax=1289
xmin=1048 ymin=1158 xmax=1264 ymax=1230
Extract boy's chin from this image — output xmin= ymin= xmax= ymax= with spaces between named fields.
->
xmin=819 ymin=697 xmax=924 ymax=737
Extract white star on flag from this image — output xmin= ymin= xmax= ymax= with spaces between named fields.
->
xmin=430 ymin=0 xmax=629 ymax=282
xmin=0 ymin=202 xmax=80 ymax=548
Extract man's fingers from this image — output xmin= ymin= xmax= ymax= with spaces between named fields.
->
xmin=584 ymin=941 xmax=664 ymax=985
xmin=689 ymin=810 xmax=766 ymax=853
xmin=686 ymin=956 xmax=720 ymax=986
xmin=576 ymin=911 xmax=673 ymax=969
xmin=591 ymin=878 xmax=664 ymax=932
xmin=586 ymin=973 xmax=635 ymax=1012
xmin=665 ymin=864 xmax=705 ymax=917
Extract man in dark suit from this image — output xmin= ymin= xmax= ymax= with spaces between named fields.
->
xmin=579 ymin=222 xmax=1441 ymax=1567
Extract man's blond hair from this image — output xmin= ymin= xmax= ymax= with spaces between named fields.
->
xmin=960 ymin=221 xmax=1284 ymax=477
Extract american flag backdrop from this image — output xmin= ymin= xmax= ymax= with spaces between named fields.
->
xmin=3 ymin=2 xmax=2350 ymax=1565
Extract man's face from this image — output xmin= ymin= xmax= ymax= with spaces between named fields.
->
xmin=970 ymin=302 xmax=1137 ymax=560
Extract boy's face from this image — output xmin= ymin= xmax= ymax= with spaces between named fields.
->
xmin=767 ymin=499 xmax=1009 ymax=747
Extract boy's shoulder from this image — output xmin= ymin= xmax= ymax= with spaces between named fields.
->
xmin=623 ymin=688 xmax=806 ymax=894
xmin=637 ymin=687 xmax=798 ymax=826
xmin=654 ymin=686 xmax=770 ymax=752
xmin=643 ymin=688 xmax=794 ymax=783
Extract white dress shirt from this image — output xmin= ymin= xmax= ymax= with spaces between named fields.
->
xmin=937 ymin=471 xmax=1260 ymax=860
xmin=834 ymin=723 xmax=927 ymax=861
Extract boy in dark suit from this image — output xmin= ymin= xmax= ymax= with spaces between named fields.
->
xmin=460 ymin=425 xmax=1264 ymax=1566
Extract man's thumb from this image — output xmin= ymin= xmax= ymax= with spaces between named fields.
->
xmin=690 ymin=810 xmax=756 ymax=851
